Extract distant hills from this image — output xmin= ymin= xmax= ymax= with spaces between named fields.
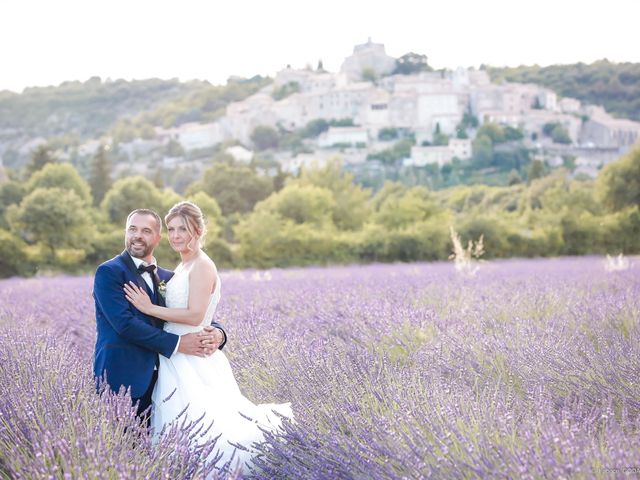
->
xmin=488 ymin=59 xmax=640 ymax=121
xmin=0 ymin=76 xmax=270 ymax=142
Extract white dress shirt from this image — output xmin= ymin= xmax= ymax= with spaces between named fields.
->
xmin=130 ymin=255 xmax=156 ymax=292
xmin=130 ymin=254 xmax=180 ymax=356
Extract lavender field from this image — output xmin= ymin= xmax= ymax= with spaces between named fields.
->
xmin=1 ymin=257 xmax=639 ymax=479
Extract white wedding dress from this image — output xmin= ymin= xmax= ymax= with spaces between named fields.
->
xmin=151 ymin=261 xmax=293 ymax=472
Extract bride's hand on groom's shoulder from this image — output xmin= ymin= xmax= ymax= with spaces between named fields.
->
xmin=124 ymin=282 xmax=153 ymax=314
xmin=178 ymin=329 xmax=221 ymax=357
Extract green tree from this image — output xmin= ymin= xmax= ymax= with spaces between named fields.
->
xmin=152 ymin=168 xmax=165 ymax=189
xmin=302 ymin=119 xmax=330 ymax=138
xmin=508 ymin=169 xmax=523 ymax=185
xmin=551 ymin=124 xmax=572 ymax=144
xmin=504 ymin=126 xmax=524 ymax=141
xmin=257 ymin=184 xmax=335 ymax=226
xmin=472 ymin=135 xmax=493 ymax=167
xmin=26 ymin=163 xmax=92 ymax=205
xmin=250 ymin=125 xmax=280 ymax=151
xmin=187 ymin=191 xmax=223 ymax=238
xmin=393 ymin=52 xmax=432 ymax=75
xmin=528 ymin=159 xmax=546 ymax=183
xmin=188 ymin=163 xmax=273 ymax=215
xmin=597 ymin=145 xmax=640 ymax=211
xmin=542 ymin=122 xmax=555 ymax=136
xmin=378 ymin=128 xmax=399 ymax=141
xmin=0 ymin=181 xmax=25 ymax=228
xmin=432 ymin=132 xmax=450 ymax=146
xmin=101 ymin=176 xmax=164 ymax=224
xmin=367 ymin=138 xmax=414 ymax=164
xmin=89 ymin=145 xmax=112 ymax=205
xmin=374 ymin=186 xmax=439 ymax=230
xmin=7 ymin=187 xmax=91 ymax=256
xmin=272 ymin=82 xmax=300 ymax=101
xmin=476 ymin=123 xmax=506 ymax=144
xmin=296 ymin=160 xmax=371 ymax=230
xmin=371 ymin=181 xmax=407 ymax=210
xmin=0 ymin=229 xmax=33 ymax=277
xmin=166 ymin=139 xmax=185 ymax=157
xmin=25 ymin=144 xmax=56 ymax=178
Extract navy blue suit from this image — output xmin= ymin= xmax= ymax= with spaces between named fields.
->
xmin=93 ymin=251 xmax=227 ymax=402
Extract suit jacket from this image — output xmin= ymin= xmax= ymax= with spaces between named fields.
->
xmin=93 ymin=250 xmax=227 ymax=398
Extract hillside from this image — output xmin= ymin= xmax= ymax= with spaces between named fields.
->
xmin=488 ymin=59 xmax=640 ymax=121
xmin=0 ymin=77 xmax=205 ymax=139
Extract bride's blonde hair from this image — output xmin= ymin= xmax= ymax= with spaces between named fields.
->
xmin=165 ymin=201 xmax=207 ymax=251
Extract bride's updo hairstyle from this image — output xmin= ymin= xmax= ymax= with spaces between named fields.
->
xmin=165 ymin=201 xmax=207 ymax=251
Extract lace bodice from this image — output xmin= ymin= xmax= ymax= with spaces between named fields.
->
xmin=163 ymin=261 xmax=221 ymax=335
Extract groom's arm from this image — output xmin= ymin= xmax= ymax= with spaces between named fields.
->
xmin=94 ymin=264 xmax=179 ymax=358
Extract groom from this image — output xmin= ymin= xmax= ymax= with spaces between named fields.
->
xmin=93 ymin=208 xmax=227 ymax=420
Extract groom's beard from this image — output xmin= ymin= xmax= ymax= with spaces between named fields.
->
xmin=126 ymin=238 xmax=154 ymax=259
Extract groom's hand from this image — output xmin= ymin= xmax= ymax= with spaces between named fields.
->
xmin=202 ymin=326 xmax=225 ymax=350
xmin=178 ymin=328 xmax=223 ymax=357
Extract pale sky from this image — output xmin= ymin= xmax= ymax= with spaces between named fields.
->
xmin=1 ymin=0 xmax=638 ymax=93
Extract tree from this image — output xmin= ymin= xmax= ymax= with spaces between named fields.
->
xmin=26 ymin=163 xmax=92 ymax=205
xmin=7 ymin=187 xmax=91 ymax=255
xmin=372 ymin=181 xmax=407 ymax=210
xmin=188 ymin=163 xmax=273 ymax=215
xmin=187 ymin=191 xmax=223 ymax=238
xmin=166 ymin=139 xmax=185 ymax=157
xmin=597 ymin=145 xmax=640 ymax=211
xmin=551 ymin=124 xmax=572 ymax=144
xmin=0 ymin=229 xmax=32 ymax=277
xmin=472 ymin=135 xmax=493 ymax=167
xmin=250 ymin=125 xmax=280 ymax=151
xmin=508 ymin=169 xmax=523 ymax=185
xmin=296 ymin=160 xmax=372 ymax=230
xmin=393 ymin=52 xmax=432 ymax=75
xmin=0 ymin=181 xmax=25 ymax=228
xmin=542 ymin=122 xmax=559 ymax=136
xmin=257 ymin=184 xmax=335 ymax=226
xmin=272 ymin=82 xmax=300 ymax=101
xmin=528 ymin=159 xmax=546 ymax=183
xmin=302 ymin=119 xmax=330 ymax=138
xmin=367 ymin=139 xmax=414 ymax=164
xmin=89 ymin=145 xmax=112 ymax=205
xmin=101 ymin=176 xmax=164 ymax=224
xmin=152 ymin=168 xmax=165 ymax=189
xmin=374 ymin=186 xmax=440 ymax=230
xmin=378 ymin=128 xmax=399 ymax=141
xmin=504 ymin=126 xmax=524 ymax=141
xmin=25 ymin=144 xmax=56 ymax=178
xmin=476 ymin=123 xmax=506 ymax=144
xmin=432 ymin=123 xmax=449 ymax=146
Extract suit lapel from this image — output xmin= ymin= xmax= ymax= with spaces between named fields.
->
xmin=120 ymin=250 xmax=158 ymax=305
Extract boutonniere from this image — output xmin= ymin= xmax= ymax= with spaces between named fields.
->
xmin=157 ymin=280 xmax=167 ymax=299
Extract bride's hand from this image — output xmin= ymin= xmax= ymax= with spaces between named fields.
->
xmin=124 ymin=281 xmax=153 ymax=314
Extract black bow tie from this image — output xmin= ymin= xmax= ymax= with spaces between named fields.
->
xmin=138 ymin=264 xmax=157 ymax=275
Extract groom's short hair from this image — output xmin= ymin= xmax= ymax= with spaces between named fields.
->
xmin=126 ymin=209 xmax=162 ymax=233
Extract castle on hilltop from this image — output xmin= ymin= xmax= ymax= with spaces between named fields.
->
xmin=340 ymin=38 xmax=397 ymax=81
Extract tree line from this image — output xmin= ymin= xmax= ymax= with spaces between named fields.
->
xmin=0 ymin=143 xmax=639 ymax=277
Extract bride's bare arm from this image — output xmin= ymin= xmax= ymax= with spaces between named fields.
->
xmin=124 ymin=261 xmax=217 ymax=326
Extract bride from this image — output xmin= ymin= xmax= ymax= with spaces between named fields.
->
xmin=124 ymin=201 xmax=293 ymax=473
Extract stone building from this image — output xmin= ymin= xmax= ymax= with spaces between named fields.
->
xmin=340 ymin=38 xmax=396 ymax=81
